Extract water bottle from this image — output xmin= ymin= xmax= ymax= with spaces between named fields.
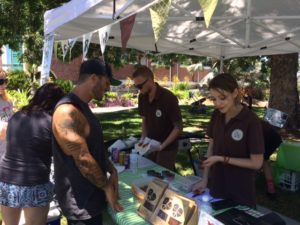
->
xmin=130 ymin=149 xmax=139 ymax=173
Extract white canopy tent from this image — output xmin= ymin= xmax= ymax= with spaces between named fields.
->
xmin=44 ymin=0 xmax=157 ymax=40
xmin=42 ymin=0 xmax=300 ymax=81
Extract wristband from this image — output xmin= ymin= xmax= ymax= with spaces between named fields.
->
xmin=223 ymin=156 xmax=230 ymax=164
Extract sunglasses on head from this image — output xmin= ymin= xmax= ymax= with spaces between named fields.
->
xmin=134 ymin=78 xmax=148 ymax=90
xmin=0 ymin=79 xmax=8 ymax=85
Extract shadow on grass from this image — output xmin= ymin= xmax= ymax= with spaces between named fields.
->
xmin=256 ymin=171 xmax=300 ymax=222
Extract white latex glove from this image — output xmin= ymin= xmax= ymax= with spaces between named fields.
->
xmin=144 ymin=144 xmax=161 ymax=155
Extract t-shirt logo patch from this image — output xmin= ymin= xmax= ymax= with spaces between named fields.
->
xmin=156 ymin=109 xmax=162 ymax=117
xmin=231 ymin=129 xmax=243 ymax=141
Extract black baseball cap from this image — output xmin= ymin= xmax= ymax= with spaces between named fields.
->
xmin=79 ymin=59 xmax=122 ymax=86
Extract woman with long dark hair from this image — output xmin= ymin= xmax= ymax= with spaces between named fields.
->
xmin=0 ymin=83 xmax=65 ymax=225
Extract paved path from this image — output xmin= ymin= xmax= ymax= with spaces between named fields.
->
xmin=91 ymin=106 xmax=137 ymax=114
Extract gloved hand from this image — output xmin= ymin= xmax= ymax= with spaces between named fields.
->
xmin=144 ymin=144 xmax=161 ymax=155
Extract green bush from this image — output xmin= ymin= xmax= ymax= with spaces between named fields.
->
xmin=91 ymin=98 xmax=105 ymax=107
xmin=8 ymin=90 xmax=29 ymax=110
xmin=171 ymin=82 xmax=190 ymax=91
xmin=7 ymin=70 xmax=36 ymax=92
xmin=105 ymin=91 xmax=118 ymax=100
xmin=121 ymin=92 xmax=134 ymax=100
xmin=53 ymin=79 xmax=75 ymax=93
xmin=171 ymin=89 xmax=189 ymax=100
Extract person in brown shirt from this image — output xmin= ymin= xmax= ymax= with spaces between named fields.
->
xmin=193 ymin=73 xmax=264 ymax=207
xmin=132 ymin=66 xmax=183 ymax=170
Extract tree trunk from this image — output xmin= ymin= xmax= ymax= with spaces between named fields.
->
xmin=269 ymin=53 xmax=299 ymax=129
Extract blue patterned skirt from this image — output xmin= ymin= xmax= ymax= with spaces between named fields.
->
xmin=0 ymin=181 xmax=53 ymax=208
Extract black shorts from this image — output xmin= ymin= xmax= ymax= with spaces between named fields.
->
xmin=67 ymin=213 xmax=102 ymax=225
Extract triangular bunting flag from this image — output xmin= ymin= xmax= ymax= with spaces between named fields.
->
xmin=198 ymin=0 xmax=218 ymax=28
xmin=150 ymin=0 xmax=171 ymax=43
xmin=82 ymin=32 xmax=93 ymax=60
xmin=68 ymin=38 xmax=77 ymax=51
xmin=98 ymin=25 xmax=112 ymax=55
xmin=120 ymin=14 xmax=136 ymax=49
xmin=61 ymin=40 xmax=69 ymax=61
xmin=68 ymin=38 xmax=77 ymax=60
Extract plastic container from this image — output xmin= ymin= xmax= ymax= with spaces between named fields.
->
xmin=130 ymin=149 xmax=139 ymax=173
xmin=276 ymin=141 xmax=300 ymax=172
xmin=274 ymin=166 xmax=300 ymax=192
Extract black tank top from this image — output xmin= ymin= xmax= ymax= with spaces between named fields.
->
xmin=0 ymin=111 xmax=52 ymax=185
xmin=52 ymin=93 xmax=108 ymax=220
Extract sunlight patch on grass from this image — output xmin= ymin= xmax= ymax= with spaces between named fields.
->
xmin=183 ymin=127 xmax=205 ymax=133
xmin=176 ymin=163 xmax=194 ymax=176
xmin=102 ymin=121 xmax=125 ymax=125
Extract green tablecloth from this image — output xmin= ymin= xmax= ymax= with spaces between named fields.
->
xmin=108 ymin=164 xmax=190 ymax=225
xmin=107 ymin=163 xmax=262 ymax=225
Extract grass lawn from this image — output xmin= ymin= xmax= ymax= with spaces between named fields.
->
xmin=95 ymin=104 xmax=300 ymax=222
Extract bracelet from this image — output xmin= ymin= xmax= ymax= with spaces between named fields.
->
xmin=223 ymin=156 xmax=230 ymax=164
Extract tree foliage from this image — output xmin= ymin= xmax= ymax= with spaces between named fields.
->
xmin=215 ymin=56 xmax=271 ymax=99
xmin=148 ymin=53 xmax=211 ymax=67
xmin=0 ymin=0 xmax=69 ymax=64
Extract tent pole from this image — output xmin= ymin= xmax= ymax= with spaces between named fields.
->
xmin=114 ymin=0 xmax=135 ymax=19
xmin=40 ymin=33 xmax=54 ymax=86
xmin=220 ymin=57 xmax=224 ymax=73
xmin=245 ymin=0 xmax=251 ymax=47
xmin=113 ymin=0 xmax=116 ymax=19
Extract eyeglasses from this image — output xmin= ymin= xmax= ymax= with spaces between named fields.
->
xmin=0 ymin=79 xmax=8 ymax=85
xmin=134 ymin=78 xmax=148 ymax=90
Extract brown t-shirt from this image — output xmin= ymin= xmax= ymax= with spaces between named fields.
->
xmin=138 ymin=83 xmax=182 ymax=151
xmin=207 ymin=106 xmax=264 ymax=207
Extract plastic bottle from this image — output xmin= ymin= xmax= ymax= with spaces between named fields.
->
xmin=130 ymin=149 xmax=139 ymax=173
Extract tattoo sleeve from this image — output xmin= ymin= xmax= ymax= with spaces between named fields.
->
xmin=53 ymin=106 xmax=108 ymax=189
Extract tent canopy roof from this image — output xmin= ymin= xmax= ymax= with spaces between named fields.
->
xmin=45 ymin=0 xmax=300 ymax=59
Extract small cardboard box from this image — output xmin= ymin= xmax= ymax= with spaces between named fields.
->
xmin=150 ymin=189 xmax=198 ymax=225
xmin=132 ymin=177 xmax=155 ymax=202
xmin=137 ymin=179 xmax=169 ymax=221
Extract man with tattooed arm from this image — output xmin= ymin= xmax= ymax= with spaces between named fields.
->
xmin=52 ymin=59 xmax=123 ymax=225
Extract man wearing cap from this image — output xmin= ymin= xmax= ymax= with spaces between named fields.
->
xmin=52 ymin=58 xmax=123 ymax=225
xmin=132 ymin=65 xmax=183 ymax=171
